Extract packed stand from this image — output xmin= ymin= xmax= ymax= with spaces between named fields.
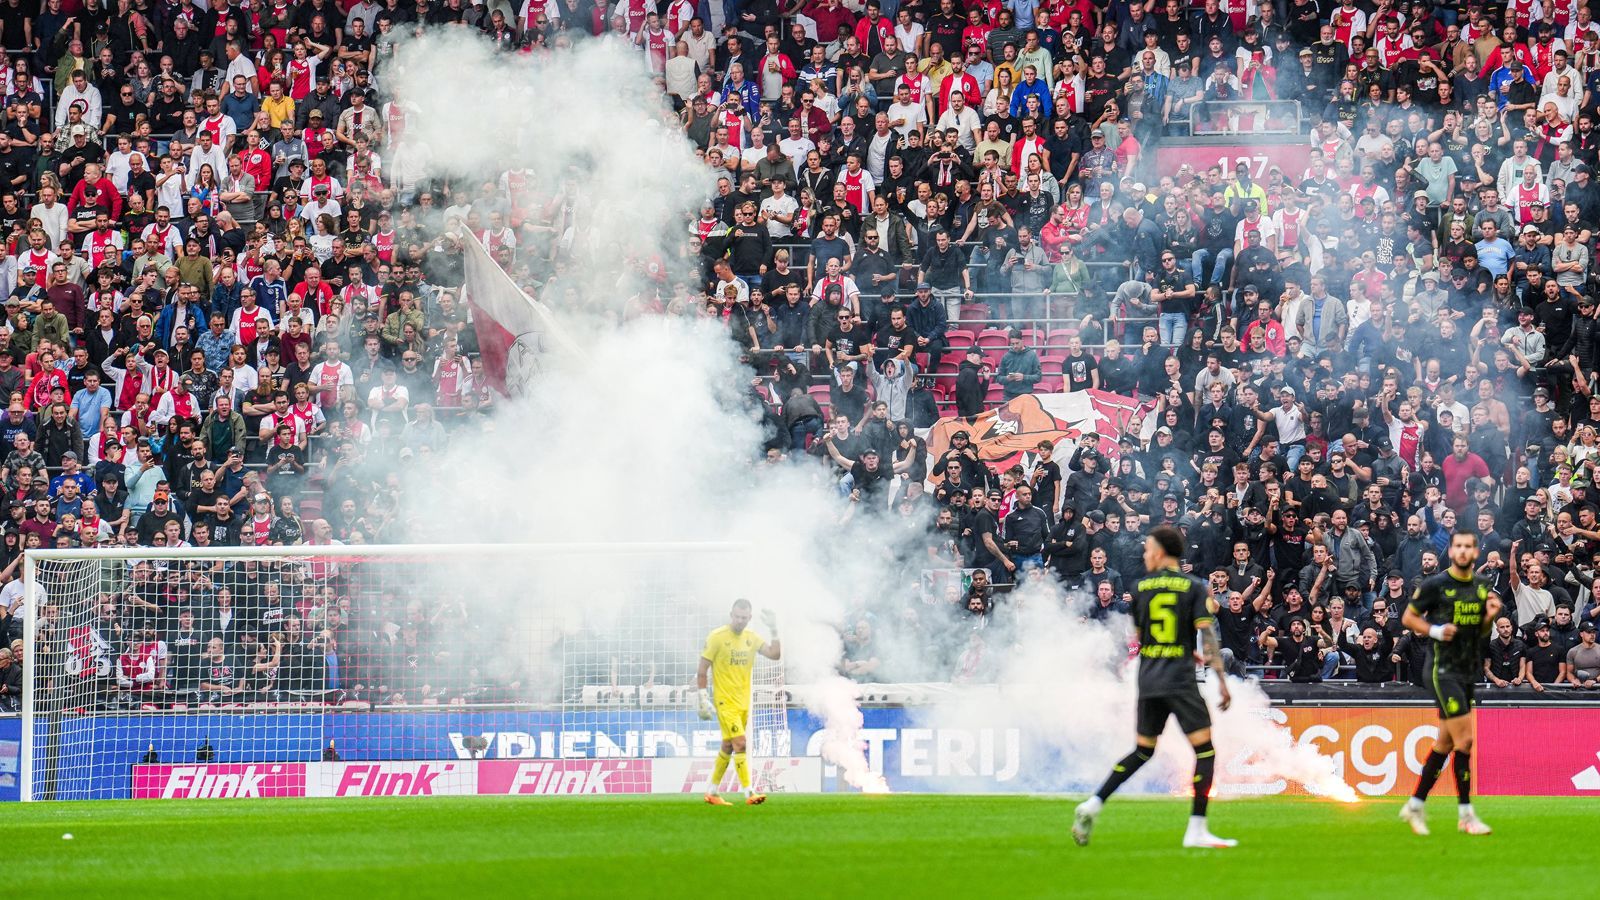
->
xmin=700 ymin=0 xmax=1600 ymax=688
xmin=0 ymin=0 xmax=1593 ymax=706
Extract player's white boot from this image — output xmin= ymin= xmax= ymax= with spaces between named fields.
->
xmin=1457 ymin=806 xmax=1492 ymax=836
xmin=1399 ymin=798 xmax=1430 ymax=835
xmin=1181 ymin=817 xmax=1237 ymax=849
xmin=1071 ymin=797 xmax=1101 ymax=846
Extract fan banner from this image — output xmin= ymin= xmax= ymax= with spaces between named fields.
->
xmin=925 ymin=390 xmax=1156 ymax=479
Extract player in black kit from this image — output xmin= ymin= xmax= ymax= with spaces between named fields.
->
xmin=1073 ymin=525 xmax=1236 ymax=850
xmin=1399 ymin=529 xmax=1500 ymax=837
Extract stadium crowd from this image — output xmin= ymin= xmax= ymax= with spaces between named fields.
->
xmin=0 ymin=0 xmax=1592 ymax=709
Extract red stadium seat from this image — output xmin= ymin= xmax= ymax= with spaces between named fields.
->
xmin=945 ymin=329 xmax=976 ymax=349
xmin=1045 ymin=328 xmax=1078 ymax=348
xmin=958 ymin=303 xmax=991 ymax=321
xmin=1021 ymin=328 xmax=1045 ymax=346
xmin=976 ymin=329 xmax=1010 ymax=349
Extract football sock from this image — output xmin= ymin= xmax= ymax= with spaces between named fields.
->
xmin=1452 ymin=751 xmax=1472 ymax=805
xmin=732 ymin=751 xmax=750 ymax=791
xmin=709 ymin=751 xmax=730 ymax=791
xmin=1412 ymin=750 xmax=1449 ymax=802
xmin=1095 ymin=746 xmax=1154 ymax=802
xmin=1192 ymin=741 xmax=1217 ymax=817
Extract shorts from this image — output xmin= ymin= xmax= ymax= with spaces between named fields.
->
xmin=716 ymin=702 xmax=749 ymax=741
xmin=1136 ymin=691 xmax=1211 ymax=738
xmin=1431 ymin=671 xmax=1475 ymax=720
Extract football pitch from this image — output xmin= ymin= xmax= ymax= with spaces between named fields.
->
xmin=8 ymin=794 xmax=1593 ymax=897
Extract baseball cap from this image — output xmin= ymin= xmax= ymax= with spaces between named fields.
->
xmin=916 ymin=281 xmax=931 ymax=291
xmin=1582 ymin=621 xmax=1597 ymax=633
xmin=952 ymin=429 xmax=970 ymax=440
xmin=1522 ymin=224 xmax=1541 ymax=235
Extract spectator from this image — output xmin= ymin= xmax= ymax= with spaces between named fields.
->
xmin=995 ymin=329 xmax=1040 ymax=400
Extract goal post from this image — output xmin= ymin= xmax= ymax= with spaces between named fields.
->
xmin=20 ymin=542 xmax=801 ymax=801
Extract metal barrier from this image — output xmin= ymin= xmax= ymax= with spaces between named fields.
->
xmin=1188 ymin=99 xmax=1303 ymax=136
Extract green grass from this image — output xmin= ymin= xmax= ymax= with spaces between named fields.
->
xmin=6 ymin=794 xmax=1591 ymax=897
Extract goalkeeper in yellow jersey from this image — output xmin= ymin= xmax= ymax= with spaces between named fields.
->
xmin=696 ymin=599 xmax=782 ymax=806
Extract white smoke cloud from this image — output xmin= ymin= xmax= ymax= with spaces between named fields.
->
xmin=386 ymin=34 xmax=890 ymax=785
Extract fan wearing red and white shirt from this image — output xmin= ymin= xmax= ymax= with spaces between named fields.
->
xmin=288 ymin=388 xmax=325 ymax=436
xmin=1330 ymin=0 xmax=1367 ymax=51
xmin=938 ymin=61 xmax=980 ymax=117
xmin=1375 ymin=21 xmax=1414 ymax=68
xmin=636 ymin=13 xmax=672 ymax=73
xmin=1009 ymin=117 xmax=1046 ymax=176
xmin=838 ymin=153 xmax=876 ymax=214
xmin=245 ymin=492 xmax=277 ymax=546
xmin=522 ymin=0 xmax=561 ymax=30
xmin=16 ymin=228 xmax=58 ymax=288
xmin=619 ymin=0 xmax=649 ymax=33
xmin=141 ymin=208 xmax=183 ymax=258
xmin=285 ymin=42 xmax=328 ymax=100
xmin=370 ymin=215 xmax=397 ymax=264
xmin=1567 ymin=8 xmax=1600 ymax=66
xmin=432 ymin=345 xmax=470 ymax=409
xmin=80 ymin=213 xmax=125 ymax=271
xmin=299 ymin=157 xmax=344 ymax=201
xmin=1508 ymin=0 xmax=1539 ymax=32
xmin=1510 ymin=167 xmax=1551 ymax=223
xmin=338 ymin=266 xmax=381 ymax=314
xmin=200 ymin=96 xmax=237 ymax=148
xmin=258 ymin=392 xmax=308 ymax=446
xmin=306 ymin=342 xmax=353 ymax=409
xmin=149 ymin=377 xmax=201 ymax=426
xmin=229 ymin=292 xmax=276 ymax=353
xmin=664 ymin=0 xmax=693 ymax=35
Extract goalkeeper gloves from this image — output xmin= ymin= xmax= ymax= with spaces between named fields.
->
xmin=759 ymin=608 xmax=779 ymax=636
xmin=697 ymin=689 xmax=713 ymax=720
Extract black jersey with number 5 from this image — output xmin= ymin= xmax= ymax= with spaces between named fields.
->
xmin=1408 ymin=571 xmax=1494 ymax=677
xmin=1133 ymin=568 xmax=1214 ymax=697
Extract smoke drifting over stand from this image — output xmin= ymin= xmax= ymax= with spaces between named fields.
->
xmin=386 ymin=34 xmax=1353 ymax=800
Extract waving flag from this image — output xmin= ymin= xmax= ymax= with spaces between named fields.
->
xmin=459 ymin=230 xmax=580 ymax=394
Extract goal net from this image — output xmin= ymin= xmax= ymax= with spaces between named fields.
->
xmin=21 ymin=543 xmax=798 ymax=801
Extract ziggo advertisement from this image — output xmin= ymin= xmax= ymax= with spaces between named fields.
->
xmin=22 ymin=706 xmax=1600 ymax=799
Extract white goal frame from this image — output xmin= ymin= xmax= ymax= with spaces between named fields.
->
xmin=21 ymin=541 xmax=768 ymax=802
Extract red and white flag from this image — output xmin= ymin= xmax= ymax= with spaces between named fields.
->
xmin=459 ymin=230 xmax=580 ymax=394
